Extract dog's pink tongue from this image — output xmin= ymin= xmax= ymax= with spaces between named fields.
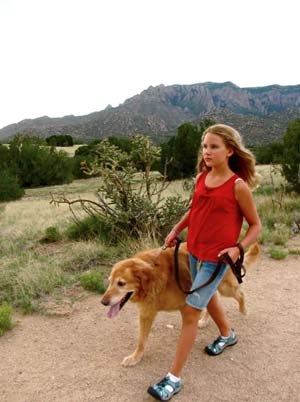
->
xmin=107 ymin=303 xmax=121 ymax=318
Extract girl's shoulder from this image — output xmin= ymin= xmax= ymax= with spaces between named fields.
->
xmin=195 ymin=171 xmax=207 ymax=186
xmin=234 ymin=176 xmax=244 ymax=188
xmin=234 ymin=176 xmax=252 ymax=199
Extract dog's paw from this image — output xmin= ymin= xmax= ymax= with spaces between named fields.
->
xmin=121 ymin=353 xmax=142 ymax=367
xmin=240 ymin=306 xmax=248 ymax=315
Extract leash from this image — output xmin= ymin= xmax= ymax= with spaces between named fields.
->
xmin=174 ymin=239 xmax=246 ymax=295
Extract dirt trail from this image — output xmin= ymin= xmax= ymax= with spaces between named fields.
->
xmin=0 ymin=251 xmax=300 ymax=402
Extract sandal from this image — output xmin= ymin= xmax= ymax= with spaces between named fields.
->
xmin=147 ymin=374 xmax=183 ymax=401
xmin=205 ymin=328 xmax=237 ymax=356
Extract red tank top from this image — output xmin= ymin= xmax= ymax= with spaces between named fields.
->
xmin=187 ymin=171 xmax=243 ymax=262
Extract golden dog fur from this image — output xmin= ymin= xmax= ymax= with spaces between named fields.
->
xmin=101 ymin=242 xmax=260 ymax=366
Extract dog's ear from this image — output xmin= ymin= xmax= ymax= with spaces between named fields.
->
xmin=131 ymin=260 xmax=153 ymax=299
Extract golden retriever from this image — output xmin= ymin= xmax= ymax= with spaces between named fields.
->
xmin=101 ymin=242 xmax=260 ymax=366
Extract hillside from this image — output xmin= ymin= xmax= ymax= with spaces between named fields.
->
xmin=1 ymin=82 xmax=300 ymax=145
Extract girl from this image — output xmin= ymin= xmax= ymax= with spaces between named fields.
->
xmin=147 ymin=124 xmax=261 ymax=401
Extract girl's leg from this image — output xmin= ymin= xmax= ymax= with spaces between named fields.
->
xmin=169 ymin=304 xmax=202 ymax=377
xmin=206 ymin=292 xmax=231 ymax=337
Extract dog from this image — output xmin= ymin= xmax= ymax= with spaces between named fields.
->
xmin=101 ymin=242 xmax=260 ymax=366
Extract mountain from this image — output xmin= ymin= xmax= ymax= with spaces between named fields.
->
xmin=1 ymin=82 xmax=300 ymax=145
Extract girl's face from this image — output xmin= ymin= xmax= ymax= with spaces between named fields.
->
xmin=202 ymin=132 xmax=233 ymax=168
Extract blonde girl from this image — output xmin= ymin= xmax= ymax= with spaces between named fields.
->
xmin=148 ymin=124 xmax=261 ymax=401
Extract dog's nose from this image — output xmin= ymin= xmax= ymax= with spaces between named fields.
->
xmin=101 ymin=297 xmax=109 ymax=306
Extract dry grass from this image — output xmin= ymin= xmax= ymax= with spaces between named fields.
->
xmin=255 ymin=164 xmax=285 ymax=188
xmin=0 ymin=178 xmax=117 ymax=312
xmin=54 ymin=144 xmax=86 ymax=156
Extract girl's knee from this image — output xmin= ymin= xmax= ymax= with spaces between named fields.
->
xmin=182 ymin=304 xmax=202 ymax=325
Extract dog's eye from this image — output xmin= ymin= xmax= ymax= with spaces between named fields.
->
xmin=117 ymin=280 xmax=126 ymax=287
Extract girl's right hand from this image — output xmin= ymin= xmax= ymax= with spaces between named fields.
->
xmin=164 ymin=229 xmax=179 ymax=248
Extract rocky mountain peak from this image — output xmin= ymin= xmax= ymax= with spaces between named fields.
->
xmin=1 ymin=81 xmax=300 ymax=145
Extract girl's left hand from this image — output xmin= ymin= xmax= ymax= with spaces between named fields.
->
xmin=218 ymin=246 xmax=240 ymax=263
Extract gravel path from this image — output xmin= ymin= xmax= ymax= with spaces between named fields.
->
xmin=0 ymin=252 xmax=299 ymax=402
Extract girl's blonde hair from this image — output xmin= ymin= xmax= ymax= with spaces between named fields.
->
xmin=198 ymin=124 xmax=258 ymax=189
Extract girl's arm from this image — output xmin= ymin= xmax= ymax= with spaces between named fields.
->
xmin=218 ymin=179 xmax=262 ymax=261
xmin=164 ymin=210 xmax=190 ymax=247
xmin=164 ymin=172 xmax=202 ymax=248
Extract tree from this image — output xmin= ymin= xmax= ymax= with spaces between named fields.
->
xmin=0 ymin=144 xmax=10 ymax=170
xmin=252 ymin=142 xmax=283 ymax=164
xmin=161 ymin=119 xmax=215 ymax=180
xmin=281 ymin=118 xmax=300 ymax=192
xmin=46 ymin=134 xmax=74 ymax=146
xmin=9 ymin=135 xmax=73 ymax=187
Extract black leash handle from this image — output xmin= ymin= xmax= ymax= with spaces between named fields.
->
xmin=224 ymin=244 xmax=246 ymax=284
xmin=174 ymin=240 xmax=246 ymax=295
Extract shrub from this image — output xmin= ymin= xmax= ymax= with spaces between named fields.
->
xmin=272 ymin=224 xmax=290 ymax=246
xmin=40 ymin=226 xmax=62 ymax=243
xmin=80 ymin=271 xmax=105 ymax=293
xmin=0 ymin=169 xmax=24 ymax=201
xmin=0 ymin=302 xmax=13 ymax=336
xmin=65 ymin=215 xmax=113 ymax=243
xmin=269 ymin=248 xmax=288 ymax=260
xmin=72 ymin=155 xmax=94 ymax=179
xmin=9 ymin=135 xmax=74 ymax=187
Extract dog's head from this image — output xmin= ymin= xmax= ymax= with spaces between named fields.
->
xmin=101 ymin=257 xmax=153 ymax=318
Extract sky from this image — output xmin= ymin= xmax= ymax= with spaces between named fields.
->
xmin=0 ymin=0 xmax=299 ymax=129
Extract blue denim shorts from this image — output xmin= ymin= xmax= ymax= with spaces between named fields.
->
xmin=186 ymin=253 xmax=229 ymax=310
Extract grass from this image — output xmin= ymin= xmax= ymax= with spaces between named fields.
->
xmin=0 ymin=164 xmax=299 ymax=321
xmin=0 ymin=302 xmax=13 ymax=336
xmin=269 ymin=248 xmax=288 ymax=260
xmin=54 ymin=144 xmax=85 ymax=156
xmin=0 ymin=183 xmax=121 ymax=313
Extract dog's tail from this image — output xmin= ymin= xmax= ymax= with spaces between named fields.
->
xmin=244 ymin=242 xmax=261 ymax=269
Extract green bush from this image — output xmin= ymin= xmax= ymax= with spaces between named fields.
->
xmin=65 ymin=215 xmax=113 ymax=243
xmin=80 ymin=271 xmax=105 ymax=293
xmin=72 ymin=155 xmax=94 ymax=179
xmin=272 ymin=225 xmax=290 ymax=246
xmin=0 ymin=302 xmax=13 ymax=336
xmin=0 ymin=169 xmax=24 ymax=201
xmin=9 ymin=135 xmax=74 ymax=187
xmin=40 ymin=226 xmax=62 ymax=243
xmin=269 ymin=248 xmax=288 ymax=260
